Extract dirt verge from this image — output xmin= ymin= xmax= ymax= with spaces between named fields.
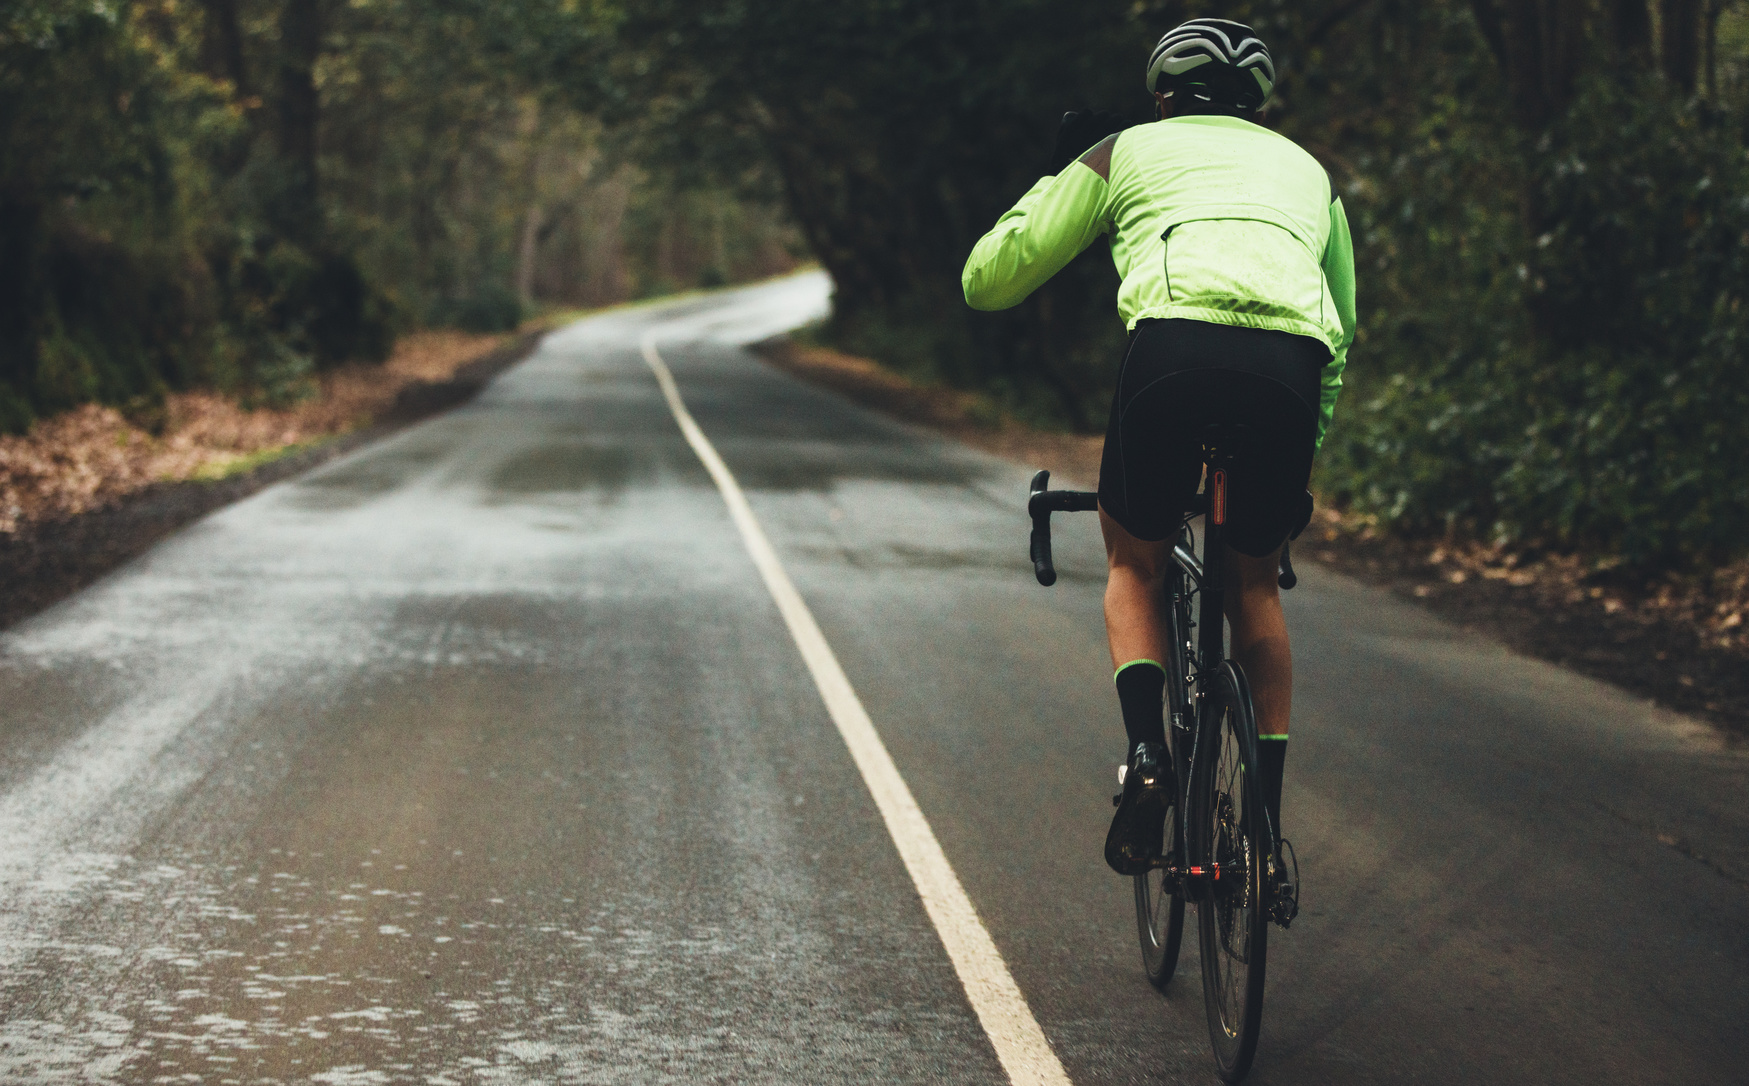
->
xmin=755 ymin=337 xmax=1749 ymax=740
xmin=0 ymin=330 xmax=545 ymax=631
xmin=1304 ymin=517 xmax=1748 ymax=737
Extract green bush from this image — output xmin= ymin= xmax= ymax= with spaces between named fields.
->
xmin=438 ymin=283 xmax=524 ymax=334
xmin=1319 ymin=76 xmax=1749 ymax=564
xmin=0 ymin=3 xmax=401 ymax=432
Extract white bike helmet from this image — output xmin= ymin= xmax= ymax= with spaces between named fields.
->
xmin=1146 ymin=19 xmax=1275 ymax=111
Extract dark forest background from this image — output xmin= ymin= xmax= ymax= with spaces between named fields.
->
xmin=4 ymin=1 xmax=1748 ymax=562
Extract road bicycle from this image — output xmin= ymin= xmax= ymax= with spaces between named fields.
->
xmin=1026 ymin=424 xmax=1300 ymax=1083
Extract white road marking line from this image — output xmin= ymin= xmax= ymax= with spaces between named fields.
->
xmin=641 ymin=332 xmax=1072 ymax=1086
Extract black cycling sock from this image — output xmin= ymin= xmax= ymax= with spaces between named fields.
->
xmin=1114 ymin=660 xmax=1167 ymax=754
xmin=1258 ymin=735 xmax=1288 ymax=838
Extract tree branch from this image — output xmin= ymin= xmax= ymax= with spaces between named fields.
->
xmin=1662 ymin=0 xmax=1703 ymax=94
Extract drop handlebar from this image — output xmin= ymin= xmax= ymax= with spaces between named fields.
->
xmin=1027 ymin=470 xmax=1097 ymax=587
xmin=1026 ymin=469 xmax=1298 ymax=590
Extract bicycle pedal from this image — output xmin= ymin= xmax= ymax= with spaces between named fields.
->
xmin=1112 ymin=792 xmax=1123 ymax=808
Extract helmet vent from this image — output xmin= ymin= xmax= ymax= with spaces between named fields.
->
xmin=1147 ymin=19 xmax=1275 ymax=110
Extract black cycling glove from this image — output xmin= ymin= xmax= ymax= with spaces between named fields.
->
xmin=1048 ymin=109 xmax=1135 ymax=175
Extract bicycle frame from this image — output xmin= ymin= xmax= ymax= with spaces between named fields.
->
xmin=1168 ymin=463 xmax=1244 ymax=903
xmin=1028 ymin=447 xmax=1294 ymax=1083
xmin=1026 ymin=452 xmax=1293 ymax=899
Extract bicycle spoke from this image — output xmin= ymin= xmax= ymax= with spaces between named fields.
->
xmin=1196 ymin=666 xmax=1269 ymax=1081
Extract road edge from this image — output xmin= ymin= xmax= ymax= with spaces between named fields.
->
xmin=0 ymin=329 xmax=547 ymax=633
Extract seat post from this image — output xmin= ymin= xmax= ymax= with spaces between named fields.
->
xmin=1196 ymin=426 xmax=1242 ymax=680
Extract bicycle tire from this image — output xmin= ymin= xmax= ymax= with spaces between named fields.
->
xmin=1192 ymin=660 xmax=1269 ymax=1082
xmin=1134 ymin=809 xmax=1185 ymax=987
xmin=1134 ymin=555 xmax=1193 ymax=987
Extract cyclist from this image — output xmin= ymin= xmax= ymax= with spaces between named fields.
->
xmin=962 ymin=19 xmax=1356 ymax=906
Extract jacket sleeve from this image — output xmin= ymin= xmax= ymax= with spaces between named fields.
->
xmin=962 ymin=164 xmax=1111 ymax=311
xmin=1316 ymin=196 xmax=1357 ymax=452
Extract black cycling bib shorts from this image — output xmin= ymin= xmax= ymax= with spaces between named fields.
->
xmin=1097 ymin=318 xmax=1327 ymax=555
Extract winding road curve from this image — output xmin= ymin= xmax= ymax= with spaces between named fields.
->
xmin=1 ymin=273 xmax=1745 ymax=1083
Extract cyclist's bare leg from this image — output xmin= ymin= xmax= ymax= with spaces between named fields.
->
xmin=1098 ymin=505 xmax=1179 ymax=874
xmin=1223 ymin=547 xmax=1291 ymax=736
xmin=1099 ymin=506 xmax=1172 ymax=667
xmin=1227 ymin=546 xmax=1298 ymax=918
xmin=1102 ymin=505 xmax=1293 ymax=736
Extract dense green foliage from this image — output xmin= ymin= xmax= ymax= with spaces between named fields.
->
xmin=1282 ymin=2 xmax=1749 ymax=563
xmin=589 ymin=0 xmax=1153 ymax=430
xmin=594 ymin=0 xmax=1749 ymax=562
xmin=6 ymin=1 xmax=1747 ymax=561
xmin=0 ymin=0 xmax=801 ymax=431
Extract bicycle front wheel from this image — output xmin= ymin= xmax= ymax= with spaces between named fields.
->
xmin=1192 ymin=661 xmax=1269 ymax=1082
xmin=1133 ymin=797 xmax=1184 ymax=987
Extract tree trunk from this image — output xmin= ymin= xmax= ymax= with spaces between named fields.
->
xmin=1702 ymin=0 xmax=1725 ymax=98
xmin=1502 ymin=0 xmax=1589 ymax=129
xmin=1474 ymin=1 xmax=1589 ymax=130
xmin=517 ymin=204 xmax=544 ymax=305
xmin=277 ymin=0 xmax=322 ymax=237
xmin=1471 ymin=0 xmax=1592 ymax=350
xmin=1661 ymin=0 xmax=1703 ymax=93
xmin=198 ymin=0 xmax=251 ymax=98
xmin=1470 ymin=0 xmax=1510 ymax=68
xmin=0 ymin=193 xmax=44 ymax=395
xmin=198 ymin=0 xmax=255 ymax=175
xmin=1610 ymin=0 xmax=1654 ymax=65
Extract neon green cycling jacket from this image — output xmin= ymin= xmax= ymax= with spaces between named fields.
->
xmin=962 ymin=114 xmax=1357 ymax=448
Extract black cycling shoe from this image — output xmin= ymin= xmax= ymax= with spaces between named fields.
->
xmin=1267 ymin=837 xmax=1300 ymax=928
xmin=1104 ymin=742 xmax=1174 ymax=876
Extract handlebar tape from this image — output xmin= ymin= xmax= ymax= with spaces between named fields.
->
xmin=1030 ymin=523 xmax=1057 ymax=586
xmin=1278 ymin=490 xmax=1312 ymax=590
xmin=1028 ymin=470 xmax=1057 ymax=586
xmin=1028 ymin=470 xmax=1097 ymax=587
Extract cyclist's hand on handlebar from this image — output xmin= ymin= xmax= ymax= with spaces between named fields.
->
xmin=1049 ymin=109 xmax=1134 ymax=174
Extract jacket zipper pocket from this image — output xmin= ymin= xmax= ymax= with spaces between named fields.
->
xmin=1161 ymin=225 xmax=1178 ymax=302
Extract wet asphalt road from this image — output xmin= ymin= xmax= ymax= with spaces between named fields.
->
xmin=2 ymin=273 xmax=1747 ymax=1084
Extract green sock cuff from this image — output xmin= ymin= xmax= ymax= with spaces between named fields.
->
xmin=1113 ymin=658 xmax=1165 ymax=684
xmin=1258 ymin=734 xmax=1290 ymax=741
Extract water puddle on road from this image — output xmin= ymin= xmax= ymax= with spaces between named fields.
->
xmin=722 ymin=445 xmax=981 ymax=494
xmin=489 ymin=443 xmax=639 ymax=496
xmin=0 ymin=854 xmax=957 ymax=1084
xmin=288 ymin=432 xmax=470 ymax=511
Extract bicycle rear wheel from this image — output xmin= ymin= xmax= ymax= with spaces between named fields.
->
xmin=1192 ymin=661 xmax=1268 ymax=1082
xmin=1134 ymin=553 xmax=1192 ymax=987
